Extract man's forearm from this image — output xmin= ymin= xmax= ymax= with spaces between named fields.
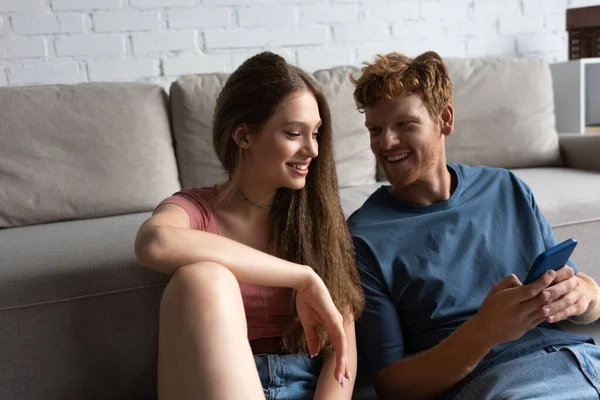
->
xmin=374 ymin=317 xmax=494 ymax=399
xmin=570 ymin=272 xmax=600 ymax=324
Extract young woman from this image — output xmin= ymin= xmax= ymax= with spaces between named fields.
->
xmin=134 ymin=52 xmax=364 ymax=400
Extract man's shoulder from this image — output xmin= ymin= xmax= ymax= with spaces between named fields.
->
xmin=452 ymin=163 xmax=512 ymax=180
xmin=453 ymin=163 xmax=522 ymax=190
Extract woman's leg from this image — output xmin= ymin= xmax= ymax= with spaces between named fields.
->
xmin=157 ymin=261 xmax=264 ymax=400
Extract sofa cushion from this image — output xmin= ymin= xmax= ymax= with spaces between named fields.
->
xmin=444 ymin=57 xmax=562 ymax=169
xmin=170 ymin=74 xmax=230 ymax=189
xmin=0 ymin=212 xmax=167 ymax=310
xmin=0 ymin=83 xmax=181 ymax=228
xmin=171 ymin=69 xmax=376 ymax=189
xmin=340 ymin=183 xmax=384 ymax=218
xmin=511 ymin=168 xmax=600 ymax=227
xmin=0 ymin=212 xmax=167 ymax=400
xmin=313 ymin=67 xmax=376 ymax=187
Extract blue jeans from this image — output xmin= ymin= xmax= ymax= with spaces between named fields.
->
xmin=454 ymin=343 xmax=600 ymax=399
xmin=254 ymin=353 xmax=323 ymax=400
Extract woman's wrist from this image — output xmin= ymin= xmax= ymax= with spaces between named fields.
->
xmin=296 ymin=265 xmax=318 ymax=290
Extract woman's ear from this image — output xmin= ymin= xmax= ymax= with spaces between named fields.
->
xmin=440 ymin=104 xmax=454 ymax=137
xmin=232 ymin=124 xmax=251 ymax=149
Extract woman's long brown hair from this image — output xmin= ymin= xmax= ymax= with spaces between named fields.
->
xmin=212 ymin=52 xmax=364 ymax=352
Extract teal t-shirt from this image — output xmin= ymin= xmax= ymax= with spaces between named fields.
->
xmin=349 ymin=164 xmax=593 ymax=385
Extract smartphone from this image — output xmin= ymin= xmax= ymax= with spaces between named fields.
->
xmin=523 ymin=238 xmax=578 ymax=284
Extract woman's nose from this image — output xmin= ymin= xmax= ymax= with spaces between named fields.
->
xmin=303 ymin=136 xmax=318 ymax=158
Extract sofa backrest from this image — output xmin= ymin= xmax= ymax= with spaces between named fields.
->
xmin=169 ymin=68 xmax=376 ymax=189
xmin=313 ymin=67 xmax=377 ymax=187
xmin=172 ymin=57 xmax=561 ymax=189
xmin=170 ymin=74 xmax=228 ymax=189
xmin=444 ymin=57 xmax=562 ymax=170
xmin=0 ymin=83 xmax=181 ymax=228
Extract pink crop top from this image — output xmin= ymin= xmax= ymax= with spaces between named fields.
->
xmin=157 ymin=187 xmax=292 ymax=341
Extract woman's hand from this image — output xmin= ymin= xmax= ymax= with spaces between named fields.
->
xmin=296 ymin=269 xmax=350 ymax=387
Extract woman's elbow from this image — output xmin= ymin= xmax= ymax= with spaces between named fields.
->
xmin=134 ymin=223 xmax=167 ymax=270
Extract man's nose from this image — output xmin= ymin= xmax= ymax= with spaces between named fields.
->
xmin=380 ymin=128 xmax=399 ymax=150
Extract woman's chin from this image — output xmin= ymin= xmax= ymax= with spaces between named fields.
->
xmin=282 ymin=178 xmax=307 ymax=191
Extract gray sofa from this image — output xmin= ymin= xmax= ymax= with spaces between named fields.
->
xmin=1 ymin=57 xmax=599 ymax=400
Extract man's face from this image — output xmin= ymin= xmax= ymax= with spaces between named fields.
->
xmin=365 ymin=93 xmax=449 ymax=188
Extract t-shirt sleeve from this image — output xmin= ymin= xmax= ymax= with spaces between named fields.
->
xmin=522 ymin=181 xmax=579 ymax=273
xmin=155 ymin=189 xmax=214 ymax=231
xmin=354 ymin=237 xmax=405 ymax=373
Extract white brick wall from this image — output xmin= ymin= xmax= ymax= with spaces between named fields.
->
xmin=498 ymin=15 xmax=545 ymax=35
xmin=335 ymin=23 xmax=389 ymax=43
xmin=52 ymin=0 xmax=121 ymax=11
xmin=132 ymin=31 xmax=197 ymax=53
xmin=88 ymin=58 xmax=158 ymax=81
xmin=0 ymin=37 xmax=47 ymax=59
xmin=167 ymin=8 xmax=230 ymax=29
xmin=11 ymin=14 xmax=61 ymax=35
xmin=300 ymin=5 xmax=358 ymax=24
xmin=93 ymin=11 xmax=162 ymax=32
xmin=205 ymin=28 xmax=267 ymax=49
xmin=7 ymin=61 xmax=82 ymax=84
xmin=0 ymin=0 xmax=590 ymax=86
xmin=55 ymin=34 xmax=125 ymax=56
xmin=238 ymin=6 xmax=296 ymax=27
xmin=57 ymin=14 xmax=85 ymax=33
xmin=0 ymin=0 xmax=43 ymax=13
xmin=270 ymin=27 xmax=328 ymax=46
xmin=163 ymin=54 xmax=230 ymax=75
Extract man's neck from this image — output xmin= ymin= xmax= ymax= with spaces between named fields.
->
xmin=390 ymin=164 xmax=457 ymax=206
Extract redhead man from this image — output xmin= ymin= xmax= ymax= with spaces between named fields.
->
xmin=348 ymin=51 xmax=600 ymax=400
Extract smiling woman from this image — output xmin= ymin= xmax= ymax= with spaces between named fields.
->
xmin=134 ymin=52 xmax=363 ymax=400
xmin=229 ymin=89 xmax=321 ymax=189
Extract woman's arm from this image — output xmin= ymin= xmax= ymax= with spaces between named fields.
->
xmin=135 ymin=204 xmax=313 ymax=288
xmin=314 ymin=320 xmax=357 ymax=399
xmin=136 ymin=204 xmax=350 ymax=383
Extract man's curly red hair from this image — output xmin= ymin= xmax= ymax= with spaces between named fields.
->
xmin=351 ymin=51 xmax=453 ymax=118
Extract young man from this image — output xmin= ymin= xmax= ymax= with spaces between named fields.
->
xmin=348 ymin=51 xmax=600 ymax=399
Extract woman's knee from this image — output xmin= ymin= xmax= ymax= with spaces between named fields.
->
xmin=161 ymin=262 xmax=241 ymax=309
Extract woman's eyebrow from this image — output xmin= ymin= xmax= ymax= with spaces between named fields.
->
xmin=281 ymin=120 xmax=322 ymax=128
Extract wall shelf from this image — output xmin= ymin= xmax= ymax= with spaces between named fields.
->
xmin=550 ymin=57 xmax=600 ymax=134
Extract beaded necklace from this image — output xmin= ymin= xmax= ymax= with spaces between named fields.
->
xmin=236 ymin=188 xmax=272 ymax=209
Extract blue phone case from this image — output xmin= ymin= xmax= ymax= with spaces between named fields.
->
xmin=523 ymin=238 xmax=578 ymax=284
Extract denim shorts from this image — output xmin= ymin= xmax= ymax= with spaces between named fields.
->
xmin=254 ymin=353 xmax=323 ymax=400
xmin=453 ymin=343 xmax=600 ymax=399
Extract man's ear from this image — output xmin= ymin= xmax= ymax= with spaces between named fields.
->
xmin=440 ymin=104 xmax=454 ymax=137
xmin=232 ymin=124 xmax=251 ymax=148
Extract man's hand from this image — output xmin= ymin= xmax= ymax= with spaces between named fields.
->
xmin=470 ymin=271 xmax=555 ymax=348
xmin=540 ymin=266 xmax=598 ymax=323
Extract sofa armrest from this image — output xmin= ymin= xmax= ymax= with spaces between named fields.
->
xmin=559 ymin=134 xmax=600 ymax=172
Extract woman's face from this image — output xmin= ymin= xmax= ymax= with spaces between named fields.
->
xmin=242 ymin=89 xmax=321 ymax=190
